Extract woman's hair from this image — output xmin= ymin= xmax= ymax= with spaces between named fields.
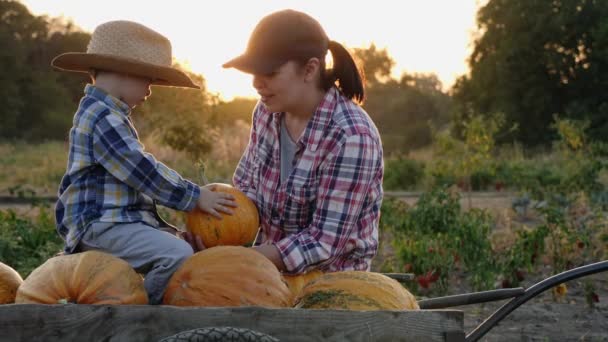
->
xmin=297 ymin=41 xmax=366 ymax=104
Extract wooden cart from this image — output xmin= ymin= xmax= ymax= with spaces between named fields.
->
xmin=0 ymin=260 xmax=605 ymax=341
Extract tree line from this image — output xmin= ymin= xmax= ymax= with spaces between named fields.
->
xmin=2 ymin=0 xmax=607 ymax=155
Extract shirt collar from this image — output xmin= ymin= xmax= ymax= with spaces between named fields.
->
xmin=84 ymin=84 xmax=132 ymax=116
xmin=272 ymin=86 xmax=338 ymax=152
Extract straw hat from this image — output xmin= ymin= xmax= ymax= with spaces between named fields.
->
xmin=52 ymin=20 xmax=199 ymax=89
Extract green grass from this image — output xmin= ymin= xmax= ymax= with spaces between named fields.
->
xmin=0 ymin=142 xmax=67 ymax=196
xmin=0 ymin=139 xmax=241 ymax=197
xmin=0 ymin=206 xmax=63 ymax=277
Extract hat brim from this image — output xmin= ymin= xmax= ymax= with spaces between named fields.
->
xmin=222 ymin=53 xmax=286 ymax=75
xmin=52 ymin=53 xmax=200 ymax=89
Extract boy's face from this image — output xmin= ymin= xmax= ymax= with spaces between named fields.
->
xmin=117 ymin=74 xmax=152 ymax=109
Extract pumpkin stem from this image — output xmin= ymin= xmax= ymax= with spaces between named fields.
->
xmin=196 ymin=160 xmax=209 ymax=185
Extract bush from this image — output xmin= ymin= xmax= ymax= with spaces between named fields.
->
xmin=383 ymin=157 xmax=425 ymax=190
xmin=381 ymin=187 xmax=497 ymax=294
xmin=428 ymin=169 xmax=457 ymax=189
xmin=0 ymin=206 xmax=63 ymax=277
xmin=470 ymin=169 xmax=495 ymax=191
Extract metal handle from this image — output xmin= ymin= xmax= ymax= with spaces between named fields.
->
xmin=418 ymin=287 xmax=525 ymax=309
xmin=466 ymin=260 xmax=608 ymax=342
xmin=382 ymin=273 xmax=415 ymax=282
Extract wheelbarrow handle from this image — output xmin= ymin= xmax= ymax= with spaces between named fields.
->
xmin=381 ymin=273 xmax=415 ymax=282
xmin=418 ymin=287 xmax=525 ymax=309
xmin=466 ymin=260 xmax=608 ymax=342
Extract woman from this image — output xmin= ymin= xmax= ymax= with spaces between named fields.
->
xmin=224 ymin=9 xmax=383 ymax=274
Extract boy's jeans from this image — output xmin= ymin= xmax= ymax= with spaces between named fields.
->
xmin=78 ymin=221 xmax=193 ymax=304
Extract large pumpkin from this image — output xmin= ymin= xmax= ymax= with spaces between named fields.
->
xmin=15 ymin=251 xmax=148 ymax=305
xmin=294 ymin=271 xmax=419 ymax=311
xmin=0 ymin=262 xmax=23 ymax=304
xmin=186 ymin=184 xmax=259 ymax=248
xmin=282 ymin=270 xmax=324 ymax=304
xmin=163 ymin=246 xmax=291 ymax=307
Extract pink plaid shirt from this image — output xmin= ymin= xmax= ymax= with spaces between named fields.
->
xmin=233 ymin=87 xmax=384 ymax=274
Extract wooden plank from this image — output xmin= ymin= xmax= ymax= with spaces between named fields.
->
xmin=0 ymin=304 xmax=463 ymax=341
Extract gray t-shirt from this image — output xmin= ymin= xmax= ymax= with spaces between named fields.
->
xmin=280 ymin=116 xmax=297 ymax=184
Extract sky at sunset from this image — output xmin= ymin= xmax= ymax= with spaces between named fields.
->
xmin=22 ymin=0 xmax=482 ymax=100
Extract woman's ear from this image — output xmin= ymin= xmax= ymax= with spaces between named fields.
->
xmin=303 ymin=57 xmax=321 ymax=83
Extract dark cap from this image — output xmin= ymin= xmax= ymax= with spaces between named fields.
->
xmin=223 ymin=9 xmax=329 ymax=74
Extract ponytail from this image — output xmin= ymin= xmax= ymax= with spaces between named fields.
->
xmin=324 ymin=41 xmax=365 ymax=104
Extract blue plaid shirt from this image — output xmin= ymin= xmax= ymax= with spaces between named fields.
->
xmin=55 ymin=85 xmax=200 ymax=252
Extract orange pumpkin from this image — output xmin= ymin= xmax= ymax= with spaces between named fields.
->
xmin=15 ymin=251 xmax=148 ymax=305
xmin=163 ymin=246 xmax=291 ymax=307
xmin=0 ymin=262 xmax=23 ymax=304
xmin=186 ymin=183 xmax=259 ymax=248
xmin=295 ymin=271 xmax=419 ymax=311
xmin=282 ymin=270 xmax=324 ymax=304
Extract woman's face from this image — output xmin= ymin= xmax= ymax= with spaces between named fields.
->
xmin=252 ymin=60 xmax=315 ymax=113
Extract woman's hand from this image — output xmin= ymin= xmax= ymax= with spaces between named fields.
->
xmin=252 ymin=244 xmax=287 ymax=271
xmin=180 ymin=231 xmax=207 ymax=252
xmin=196 ymin=184 xmax=238 ymax=219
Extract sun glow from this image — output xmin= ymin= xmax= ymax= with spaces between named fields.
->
xmin=22 ymin=0 xmax=479 ymax=101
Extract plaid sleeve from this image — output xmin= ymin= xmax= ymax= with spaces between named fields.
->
xmin=275 ymin=133 xmax=381 ymax=273
xmin=92 ymin=111 xmax=200 ymax=211
xmin=232 ymin=104 xmax=261 ymax=202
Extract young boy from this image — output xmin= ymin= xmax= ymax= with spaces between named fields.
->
xmin=52 ymin=20 xmax=236 ymax=304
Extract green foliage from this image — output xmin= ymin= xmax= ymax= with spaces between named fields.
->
xmin=470 ymin=169 xmax=495 ymax=191
xmin=383 ymin=157 xmax=425 ymax=190
xmin=208 ymin=98 xmax=257 ymax=128
xmin=0 ymin=206 xmax=63 ymax=277
xmin=352 ymin=44 xmax=452 ymax=154
xmin=0 ymin=142 xmax=67 ymax=195
xmin=382 ymin=187 xmax=497 ymax=295
xmin=499 ymin=225 xmax=548 ymax=287
xmin=0 ymin=0 xmax=90 ymax=141
xmin=429 ymin=113 xmax=504 ymax=195
xmin=351 ymin=43 xmax=395 ymax=87
xmin=453 ymin=0 xmax=608 ymax=146
xmin=136 ymin=68 xmax=216 ymax=160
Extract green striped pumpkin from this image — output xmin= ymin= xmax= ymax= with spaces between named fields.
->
xmin=294 ymin=271 xmax=419 ymax=311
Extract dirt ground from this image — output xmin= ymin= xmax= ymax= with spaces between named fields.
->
xmin=375 ymin=191 xmax=608 ymax=341
xmin=458 ymin=274 xmax=608 ymax=341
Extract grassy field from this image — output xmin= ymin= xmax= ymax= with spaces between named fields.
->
xmin=0 ymin=132 xmax=246 ymax=197
xmin=0 ymin=142 xmax=67 ymax=196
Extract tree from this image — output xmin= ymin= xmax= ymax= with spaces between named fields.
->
xmin=0 ymin=0 xmax=89 ymax=141
xmin=352 ymin=44 xmax=452 ymax=153
xmin=136 ymin=67 xmax=216 ymax=160
xmin=453 ymin=0 xmax=608 ymax=146
xmin=351 ymin=43 xmax=394 ymax=87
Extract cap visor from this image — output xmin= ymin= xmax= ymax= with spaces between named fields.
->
xmin=222 ymin=53 xmax=285 ymax=75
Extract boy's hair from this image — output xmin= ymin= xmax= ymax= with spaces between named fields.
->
xmin=52 ymin=21 xmax=198 ymax=89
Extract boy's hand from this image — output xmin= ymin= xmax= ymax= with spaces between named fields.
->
xmin=196 ymin=184 xmax=237 ymax=219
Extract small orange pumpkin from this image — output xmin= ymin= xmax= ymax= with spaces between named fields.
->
xmin=15 ymin=251 xmax=148 ymax=305
xmin=163 ymin=246 xmax=291 ymax=307
xmin=186 ymin=183 xmax=259 ymax=248
xmin=295 ymin=271 xmax=419 ymax=311
xmin=0 ymin=262 xmax=23 ymax=304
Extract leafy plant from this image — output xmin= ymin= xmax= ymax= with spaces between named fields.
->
xmin=383 ymin=156 xmax=425 ymax=190
xmin=381 ymin=186 xmax=497 ymax=295
xmin=0 ymin=206 xmax=63 ymax=277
